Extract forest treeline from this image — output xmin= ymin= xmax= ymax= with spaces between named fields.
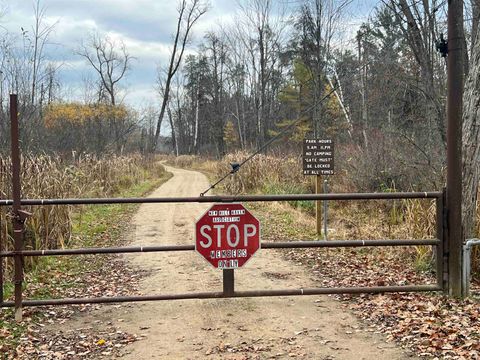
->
xmin=0 ymin=0 xmax=478 ymax=194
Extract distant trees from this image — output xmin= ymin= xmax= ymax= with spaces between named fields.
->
xmin=0 ymin=2 xmax=141 ymax=155
xmin=289 ymin=0 xmax=351 ymax=139
xmin=44 ymin=103 xmax=133 ymax=153
xmin=0 ymin=0 xmax=60 ymax=151
xmin=153 ymin=0 xmax=208 ymax=152
xmin=157 ymin=0 xmax=463 ymax=192
xmin=390 ymin=0 xmax=447 ymax=150
xmin=77 ymin=33 xmax=134 ymax=151
xmin=163 ymin=0 xmax=356 ymax=158
xmin=164 ymin=0 xmax=287 ymax=157
xmin=30 ymin=0 xmax=58 ymax=107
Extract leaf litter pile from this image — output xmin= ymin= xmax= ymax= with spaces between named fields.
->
xmin=0 ymin=206 xmax=149 ymax=359
xmin=1 ymin=255 xmax=146 ymax=359
xmin=253 ymin=201 xmax=480 ymax=359
xmin=294 ymin=248 xmax=480 ymax=359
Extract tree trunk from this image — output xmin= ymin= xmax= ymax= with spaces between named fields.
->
xmin=193 ymin=82 xmax=200 ymax=153
xmin=462 ymin=25 xmax=480 ymax=239
xmin=167 ymin=105 xmax=178 ymax=155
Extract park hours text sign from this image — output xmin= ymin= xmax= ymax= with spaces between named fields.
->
xmin=195 ymin=203 xmax=260 ymax=269
xmin=303 ymin=139 xmax=334 ymax=175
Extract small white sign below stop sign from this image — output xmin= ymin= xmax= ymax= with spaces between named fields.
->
xmin=195 ymin=203 xmax=260 ymax=269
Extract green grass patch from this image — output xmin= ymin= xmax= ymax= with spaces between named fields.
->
xmin=262 ymin=181 xmax=315 ymax=215
xmin=72 ymin=171 xmax=171 ymax=247
xmin=248 ymin=202 xmax=317 ymax=240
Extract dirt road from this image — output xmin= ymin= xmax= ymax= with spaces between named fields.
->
xmin=68 ymin=165 xmax=416 ymax=359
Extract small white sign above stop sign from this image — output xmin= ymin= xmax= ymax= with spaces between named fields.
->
xmin=195 ymin=203 xmax=260 ymax=269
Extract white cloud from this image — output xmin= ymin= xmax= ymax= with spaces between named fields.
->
xmin=2 ymin=0 xmax=238 ymax=108
xmin=2 ymin=0 xmax=366 ymax=108
xmin=124 ymin=84 xmax=158 ymax=108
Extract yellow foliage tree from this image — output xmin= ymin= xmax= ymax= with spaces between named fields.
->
xmin=223 ymin=120 xmax=239 ymax=150
xmin=277 ymin=58 xmax=343 ymax=141
xmin=44 ymin=103 xmax=128 ymax=128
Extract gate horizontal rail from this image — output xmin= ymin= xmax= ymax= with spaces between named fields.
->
xmin=0 ymin=191 xmax=442 ymax=207
xmin=0 ymin=239 xmax=441 ymax=257
xmin=0 ymin=285 xmax=441 ymax=308
xmin=0 ymin=190 xmax=447 ymax=313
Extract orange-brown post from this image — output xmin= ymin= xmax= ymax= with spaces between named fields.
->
xmin=446 ymin=0 xmax=464 ymax=297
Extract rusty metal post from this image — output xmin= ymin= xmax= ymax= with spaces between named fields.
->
xmin=436 ymin=190 xmax=447 ymax=293
xmin=223 ymin=269 xmax=234 ymax=296
xmin=10 ymin=94 xmax=24 ymax=321
xmin=446 ymin=0 xmax=464 ymax=297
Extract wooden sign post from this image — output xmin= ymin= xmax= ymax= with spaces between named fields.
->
xmin=302 ymin=139 xmax=334 ymax=237
xmin=315 ymin=175 xmax=322 ymax=235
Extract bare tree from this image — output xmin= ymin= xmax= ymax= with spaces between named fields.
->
xmin=157 ymin=69 xmax=185 ymax=156
xmin=77 ymin=33 xmax=132 ymax=106
xmin=390 ymin=0 xmax=446 ymax=146
xmin=235 ymin=0 xmax=286 ymax=148
xmin=77 ymin=34 xmax=134 ymax=152
xmin=152 ymin=0 xmax=208 ymax=152
xmin=31 ymin=0 xmax=57 ymax=105
xmin=463 ymin=23 xmax=480 ymax=240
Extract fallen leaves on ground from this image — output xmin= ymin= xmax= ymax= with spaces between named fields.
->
xmin=1 ymin=255 xmax=145 ymax=359
xmin=14 ymin=322 xmax=142 ymax=359
xmin=255 ymin=201 xmax=480 ymax=359
xmin=1 ymin=203 xmax=147 ymax=360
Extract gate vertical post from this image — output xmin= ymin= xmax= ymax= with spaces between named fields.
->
xmin=10 ymin=94 xmax=24 ymax=321
xmin=436 ymin=189 xmax=447 ymax=294
xmin=446 ymin=0 xmax=464 ymax=297
xmin=223 ymin=269 xmax=234 ymax=297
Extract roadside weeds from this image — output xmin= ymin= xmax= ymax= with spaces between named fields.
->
xmin=0 ymin=170 xmax=171 ymax=359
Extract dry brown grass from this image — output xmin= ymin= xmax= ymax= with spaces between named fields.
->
xmin=170 ymin=152 xmax=480 ymax=277
xmin=218 ymin=151 xmax=310 ymax=194
xmin=170 ymin=153 xmax=446 ymax=273
xmin=0 ymin=154 xmax=165 ymax=258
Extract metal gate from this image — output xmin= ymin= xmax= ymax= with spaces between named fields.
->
xmin=0 ymin=95 xmax=448 ymax=321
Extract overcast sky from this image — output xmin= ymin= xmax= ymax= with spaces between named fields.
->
xmin=2 ymin=0 xmax=373 ymax=109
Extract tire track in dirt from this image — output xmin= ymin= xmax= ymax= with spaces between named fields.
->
xmin=64 ymin=165 xmax=417 ymax=359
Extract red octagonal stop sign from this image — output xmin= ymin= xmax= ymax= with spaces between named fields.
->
xmin=195 ymin=203 xmax=260 ymax=269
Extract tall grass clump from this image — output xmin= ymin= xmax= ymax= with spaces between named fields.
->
xmin=211 ymin=152 xmax=445 ymax=272
xmin=0 ymin=154 xmax=166 ymax=270
xmin=214 ymin=152 xmax=316 ymax=212
xmin=171 ymin=152 xmax=480 ymax=279
xmin=169 ymin=154 xmax=219 ymax=175
xmin=402 ymin=199 xmax=437 ymax=272
xmin=217 ymin=151 xmax=310 ymax=193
